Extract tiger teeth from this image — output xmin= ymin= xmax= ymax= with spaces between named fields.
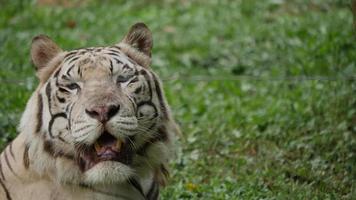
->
xmin=116 ymin=140 xmax=123 ymax=151
xmin=94 ymin=142 xmax=101 ymax=152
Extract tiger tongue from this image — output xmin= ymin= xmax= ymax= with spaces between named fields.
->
xmin=96 ymin=147 xmax=117 ymax=159
xmin=94 ymin=139 xmax=123 ymax=156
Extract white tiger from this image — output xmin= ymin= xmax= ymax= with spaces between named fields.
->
xmin=0 ymin=23 xmax=179 ymax=200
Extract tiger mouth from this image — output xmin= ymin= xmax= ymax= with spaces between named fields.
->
xmin=77 ymin=131 xmax=133 ymax=171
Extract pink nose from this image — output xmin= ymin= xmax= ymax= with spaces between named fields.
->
xmin=85 ymin=105 xmax=120 ymax=123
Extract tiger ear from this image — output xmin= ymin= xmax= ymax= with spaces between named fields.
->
xmin=121 ymin=23 xmax=153 ymax=57
xmin=31 ymin=35 xmax=62 ymax=70
xmin=117 ymin=23 xmax=153 ymax=67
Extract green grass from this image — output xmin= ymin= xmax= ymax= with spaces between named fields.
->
xmin=0 ymin=0 xmax=355 ymax=199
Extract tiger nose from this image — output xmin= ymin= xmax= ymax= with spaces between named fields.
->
xmin=85 ymin=104 xmax=120 ymax=123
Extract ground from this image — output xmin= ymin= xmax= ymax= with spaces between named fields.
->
xmin=0 ymin=0 xmax=355 ymax=199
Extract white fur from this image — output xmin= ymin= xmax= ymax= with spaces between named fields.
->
xmin=83 ymin=161 xmax=134 ymax=185
xmin=116 ymin=43 xmax=151 ymax=68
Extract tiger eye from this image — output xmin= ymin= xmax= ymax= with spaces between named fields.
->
xmin=116 ymin=75 xmax=130 ymax=83
xmin=66 ymin=83 xmax=80 ymax=90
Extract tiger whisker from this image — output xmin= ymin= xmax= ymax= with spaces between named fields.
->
xmin=73 ymin=125 xmax=101 ymax=139
xmin=136 ymin=115 xmax=159 ymax=120
xmin=73 ymin=124 xmax=95 ymax=133
xmin=73 ymin=120 xmax=87 ymax=124
xmin=115 ymin=121 xmax=137 ymax=126
xmin=127 ymin=137 xmax=138 ymax=151
xmin=142 ymin=157 xmax=155 ymax=171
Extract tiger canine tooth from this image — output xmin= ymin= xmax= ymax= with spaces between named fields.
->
xmin=94 ymin=142 xmax=101 ymax=152
xmin=116 ymin=140 xmax=123 ymax=151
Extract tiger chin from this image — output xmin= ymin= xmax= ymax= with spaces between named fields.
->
xmin=0 ymin=23 xmax=179 ymax=200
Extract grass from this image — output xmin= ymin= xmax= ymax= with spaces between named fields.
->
xmin=0 ymin=0 xmax=355 ymax=199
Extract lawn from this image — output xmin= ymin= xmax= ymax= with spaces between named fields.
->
xmin=0 ymin=0 xmax=355 ymax=199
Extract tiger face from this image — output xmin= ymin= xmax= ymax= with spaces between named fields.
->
xmin=24 ymin=23 xmax=178 ymax=186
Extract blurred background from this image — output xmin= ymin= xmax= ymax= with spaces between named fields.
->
xmin=0 ymin=0 xmax=355 ymax=199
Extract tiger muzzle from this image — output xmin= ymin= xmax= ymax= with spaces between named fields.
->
xmin=76 ymin=131 xmax=133 ymax=172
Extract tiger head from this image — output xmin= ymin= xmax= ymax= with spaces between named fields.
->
xmin=20 ymin=23 xmax=179 ymax=186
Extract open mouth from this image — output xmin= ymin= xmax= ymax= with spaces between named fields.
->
xmin=77 ymin=131 xmax=133 ymax=171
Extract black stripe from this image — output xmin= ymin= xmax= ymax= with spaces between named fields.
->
xmin=67 ymin=102 xmax=75 ymax=131
xmin=78 ymin=50 xmax=87 ymax=55
xmin=64 ymin=51 xmax=77 ymax=59
xmin=111 ymin=46 xmax=121 ymax=51
xmin=128 ymin=178 xmax=145 ymax=198
xmin=128 ymin=96 xmax=137 ymax=111
xmin=77 ymin=64 xmax=82 ymax=77
xmin=43 ymin=140 xmax=74 ymax=160
xmin=160 ymin=164 xmax=169 ymax=178
xmin=61 ymin=75 xmax=70 ymax=81
xmin=43 ymin=140 xmax=56 ymax=157
xmin=36 ymin=94 xmax=43 ymax=133
xmin=136 ymin=101 xmax=158 ymax=119
xmin=67 ymin=56 xmax=79 ymax=64
xmin=8 ymin=143 xmax=15 ymax=161
xmin=109 ymin=46 xmax=122 ymax=52
xmin=58 ymin=87 xmax=70 ymax=94
xmin=126 ymin=54 xmax=138 ymax=65
xmin=66 ymin=64 xmax=75 ymax=77
xmin=23 ymin=144 xmax=30 ymax=169
xmin=122 ymin=64 xmax=130 ymax=70
xmin=156 ymin=126 xmax=168 ymax=141
xmin=57 ymin=136 xmax=68 ymax=143
xmin=74 ymin=124 xmax=93 ymax=133
xmin=55 ymin=76 xmax=61 ymax=88
xmin=56 ymin=93 xmax=66 ymax=103
xmin=48 ymin=112 xmax=67 ymax=138
xmin=107 ymin=49 xmax=121 ymax=55
xmin=106 ymin=52 xmax=120 ymax=57
xmin=64 ymin=54 xmax=77 ymax=62
xmin=114 ymin=57 xmax=123 ymax=64
xmin=109 ymin=59 xmax=113 ymax=74
xmin=128 ymin=76 xmax=139 ymax=85
xmin=53 ymin=68 xmax=61 ymax=78
xmin=139 ymin=70 xmax=153 ymax=101
xmin=3 ymin=149 xmax=17 ymax=177
xmin=151 ymin=72 xmax=168 ymax=119
xmin=45 ymin=82 xmax=52 ymax=114
xmin=146 ymin=181 xmax=159 ymax=200
xmin=0 ymin=178 xmax=11 ymax=200
xmin=0 ymin=158 xmax=5 ymax=180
